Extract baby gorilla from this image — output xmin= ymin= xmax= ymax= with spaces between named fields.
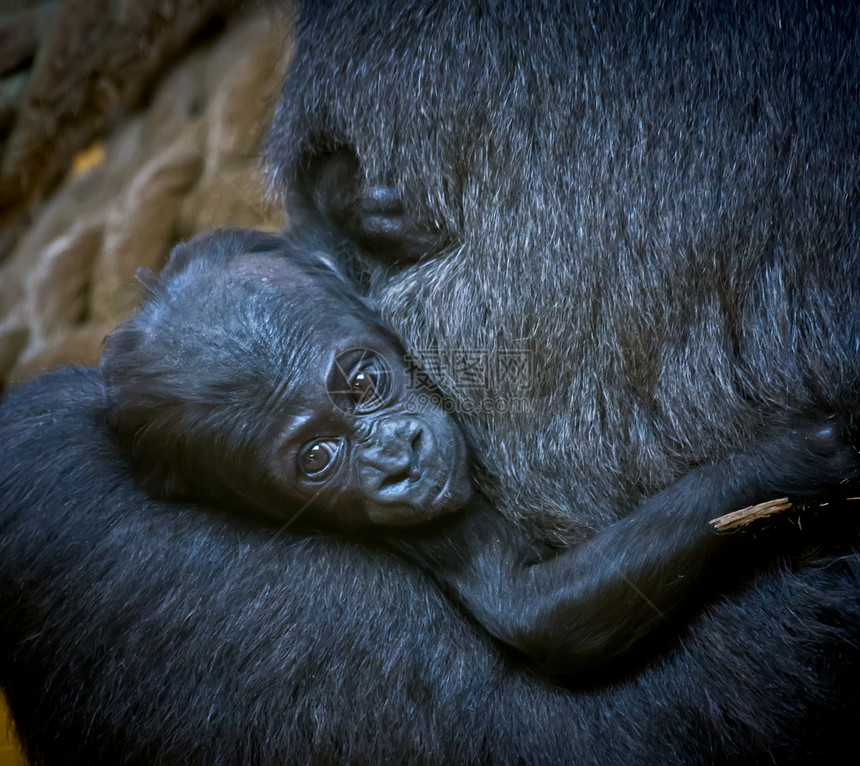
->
xmin=103 ymin=229 xmax=859 ymax=674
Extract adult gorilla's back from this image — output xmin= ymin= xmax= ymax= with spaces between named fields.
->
xmin=1 ymin=370 xmax=859 ymax=764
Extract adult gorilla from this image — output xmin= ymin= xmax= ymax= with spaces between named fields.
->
xmin=271 ymin=0 xmax=859 ymax=750
xmin=1 ymin=1 xmax=859 ymax=764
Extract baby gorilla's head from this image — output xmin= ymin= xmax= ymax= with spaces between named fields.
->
xmin=102 ymin=229 xmax=473 ymax=528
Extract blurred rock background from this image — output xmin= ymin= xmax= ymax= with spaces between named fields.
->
xmin=0 ymin=2 xmax=292 ymax=761
xmin=0 ymin=0 xmax=290 ymax=393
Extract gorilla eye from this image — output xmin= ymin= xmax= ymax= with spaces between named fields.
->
xmin=352 ymin=369 xmax=378 ymax=398
xmin=349 ymin=358 xmax=391 ymax=413
xmin=328 ymin=349 xmax=394 ymax=415
xmin=298 ymin=440 xmax=342 ymax=480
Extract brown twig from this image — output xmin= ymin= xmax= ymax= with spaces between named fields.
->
xmin=710 ymin=497 xmax=793 ymax=533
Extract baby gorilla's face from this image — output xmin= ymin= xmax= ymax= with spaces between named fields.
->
xmin=267 ymin=305 xmax=474 ymax=527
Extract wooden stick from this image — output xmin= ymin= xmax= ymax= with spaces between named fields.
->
xmin=710 ymin=497 xmax=792 ymax=533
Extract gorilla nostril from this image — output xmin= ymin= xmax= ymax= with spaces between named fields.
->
xmin=409 ymin=427 xmax=423 ymax=477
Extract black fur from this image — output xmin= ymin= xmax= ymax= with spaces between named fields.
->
xmin=1 ymin=369 xmax=860 ymax=764
xmin=271 ymin=0 xmax=860 ymax=756
xmin=102 ymin=230 xmax=859 ymax=676
xmin=1 ymin=0 xmax=859 ymax=761
xmin=269 ymin=0 xmax=860 ymax=534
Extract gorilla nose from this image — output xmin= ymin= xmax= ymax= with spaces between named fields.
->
xmin=360 ymin=418 xmax=425 ymax=496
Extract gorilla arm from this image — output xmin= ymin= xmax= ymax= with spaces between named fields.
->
xmin=389 ymin=420 xmax=858 ymax=674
